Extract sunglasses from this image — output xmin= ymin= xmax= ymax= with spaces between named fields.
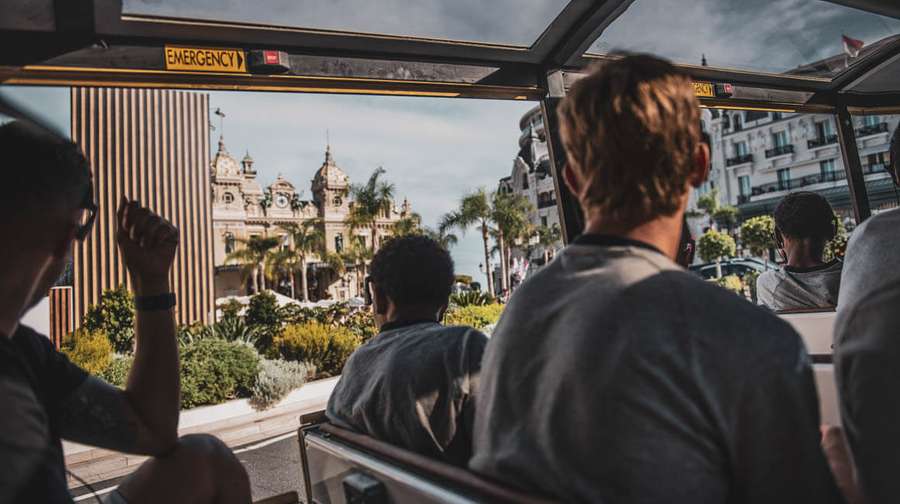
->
xmin=75 ymin=185 xmax=97 ymax=242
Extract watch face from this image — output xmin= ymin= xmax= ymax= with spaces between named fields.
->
xmin=276 ymin=194 xmax=289 ymax=208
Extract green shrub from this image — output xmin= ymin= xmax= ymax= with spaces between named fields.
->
xmin=714 ymin=274 xmax=744 ymax=294
xmin=450 ymin=291 xmax=494 ymax=307
xmin=273 ymin=322 xmax=360 ymax=378
xmin=697 ymin=229 xmax=737 ymax=264
xmin=250 ymin=359 xmax=311 ymax=410
xmin=279 ymin=302 xmax=377 ymax=343
xmin=99 ymin=354 xmax=134 ymax=388
xmin=62 ymin=329 xmax=114 ymax=375
xmin=219 ymin=298 xmax=244 ymax=319
xmin=83 ymin=286 xmax=135 ymax=353
xmin=246 ymin=292 xmax=282 ymax=352
xmin=740 ymin=215 xmax=776 ymax=258
xmin=343 ymin=308 xmax=378 ymax=343
xmin=743 ymin=270 xmax=761 ymax=303
xmin=180 ymin=338 xmax=260 ymax=409
xmin=444 ymin=304 xmax=504 ymax=331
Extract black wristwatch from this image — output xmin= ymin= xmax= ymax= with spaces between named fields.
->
xmin=134 ymin=293 xmax=176 ymax=311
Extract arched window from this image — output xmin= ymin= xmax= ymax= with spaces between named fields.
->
xmin=224 ymin=233 xmax=235 ymax=254
xmin=335 ymin=234 xmax=344 ymax=252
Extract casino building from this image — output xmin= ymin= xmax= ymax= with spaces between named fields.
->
xmin=210 ymin=137 xmax=413 ymax=301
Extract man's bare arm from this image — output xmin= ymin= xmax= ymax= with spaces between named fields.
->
xmin=59 ymin=198 xmax=180 ymax=455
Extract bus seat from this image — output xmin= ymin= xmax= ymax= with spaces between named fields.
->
xmin=779 ymin=309 xmax=840 ymax=426
xmin=299 ymin=422 xmax=558 ymax=504
xmin=253 ymin=491 xmax=300 ymax=504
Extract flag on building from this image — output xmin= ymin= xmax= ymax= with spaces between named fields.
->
xmin=842 ymin=34 xmax=864 ymax=58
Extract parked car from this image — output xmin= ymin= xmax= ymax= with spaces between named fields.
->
xmin=688 ymin=258 xmax=775 ymax=280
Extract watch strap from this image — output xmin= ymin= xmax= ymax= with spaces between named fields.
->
xmin=134 ymin=292 xmax=176 ymax=311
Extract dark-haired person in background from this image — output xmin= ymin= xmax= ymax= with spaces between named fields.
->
xmin=756 ymin=191 xmax=842 ymax=311
xmin=833 ymin=123 xmax=900 ymax=503
xmin=0 ymin=121 xmax=249 ymax=504
xmin=326 ymin=235 xmax=488 ymax=466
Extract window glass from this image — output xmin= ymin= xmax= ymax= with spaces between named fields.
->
xmin=854 ymin=113 xmax=900 ymax=216
xmin=122 ymin=0 xmax=569 ymax=46
xmin=588 ymin=0 xmax=900 ymax=79
xmin=2 ymin=84 xmax=554 ymax=498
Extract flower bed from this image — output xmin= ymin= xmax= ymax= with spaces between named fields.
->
xmin=64 ymin=289 xmax=506 ymax=411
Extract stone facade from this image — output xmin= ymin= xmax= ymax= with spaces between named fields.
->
xmin=498 ymin=105 xmax=563 ymax=266
xmin=211 ymin=137 xmax=411 ymax=301
xmin=695 ymin=111 xmax=898 ymax=224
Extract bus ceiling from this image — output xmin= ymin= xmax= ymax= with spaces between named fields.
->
xmin=0 ymin=0 xmax=898 ymax=105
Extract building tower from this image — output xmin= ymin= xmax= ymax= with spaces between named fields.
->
xmin=312 ymin=145 xmax=351 ymax=251
xmin=70 ymin=87 xmax=215 ymax=325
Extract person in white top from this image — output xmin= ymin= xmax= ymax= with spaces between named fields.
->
xmin=756 ymin=191 xmax=842 ymax=311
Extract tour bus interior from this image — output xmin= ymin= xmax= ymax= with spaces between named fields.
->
xmin=3 ymin=0 xmax=900 ymax=502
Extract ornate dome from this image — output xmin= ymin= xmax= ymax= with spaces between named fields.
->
xmin=312 ymin=144 xmax=349 ymax=189
xmin=211 ymin=135 xmax=241 ymax=178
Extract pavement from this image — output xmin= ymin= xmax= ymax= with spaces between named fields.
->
xmin=71 ymin=433 xmax=303 ymax=502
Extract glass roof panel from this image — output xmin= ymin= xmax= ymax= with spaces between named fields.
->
xmin=122 ymin=0 xmax=570 ymax=47
xmin=587 ymin=0 xmax=900 ymax=79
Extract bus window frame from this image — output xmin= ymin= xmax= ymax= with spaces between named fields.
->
xmin=2 ymin=0 xmax=899 ymax=244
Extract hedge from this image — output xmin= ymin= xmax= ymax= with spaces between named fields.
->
xmin=272 ymin=322 xmax=360 ymax=378
xmin=180 ymin=338 xmax=260 ymax=409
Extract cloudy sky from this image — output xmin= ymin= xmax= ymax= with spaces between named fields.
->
xmin=124 ymin=0 xmax=569 ymax=46
xmin=0 ymin=85 xmax=533 ymax=282
xmin=593 ymin=0 xmax=900 ymax=74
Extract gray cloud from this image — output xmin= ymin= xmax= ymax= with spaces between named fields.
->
xmin=208 ymin=91 xmax=532 ymax=281
xmin=123 ymin=0 xmax=569 ymax=46
xmin=592 ymin=0 xmax=900 ymax=74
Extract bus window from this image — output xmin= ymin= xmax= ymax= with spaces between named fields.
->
xmin=853 ymin=113 xmax=900 ymax=216
xmin=1 ymin=82 xmax=561 ymax=499
xmin=687 ymin=108 xmax=855 ymax=302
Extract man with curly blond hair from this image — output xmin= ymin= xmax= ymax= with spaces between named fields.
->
xmin=470 ymin=54 xmax=844 ymax=503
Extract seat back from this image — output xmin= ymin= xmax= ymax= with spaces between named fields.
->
xmin=298 ymin=421 xmax=557 ymax=504
xmin=779 ymin=310 xmax=839 ymax=425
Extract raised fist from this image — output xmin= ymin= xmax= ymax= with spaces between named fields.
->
xmin=116 ymin=196 xmax=178 ymax=292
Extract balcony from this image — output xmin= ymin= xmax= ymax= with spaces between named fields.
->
xmin=765 ymin=144 xmax=795 ymax=158
xmin=807 ymin=134 xmax=838 ymax=149
xmin=750 ymin=171 xmax=846 ymax=196
xmin=856 ymin=122 xmax=889 ymax=137
xmin=726 ymin=153 xmax=753 ymax=167
xmin=537 ymin=196 xmax=557 ymax=209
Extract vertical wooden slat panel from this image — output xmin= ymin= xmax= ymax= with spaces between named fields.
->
xmin=70 ymin=87 xmax=214 ymax=326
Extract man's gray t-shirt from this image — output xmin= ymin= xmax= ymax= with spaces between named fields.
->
xmin=470 ymin=236 xmax=842 ymax=504
xmin=835 ymin=208 xmax=900 ymax=503
xmin=326 ymin=321 xmax=487 ymax=466
xmin=756 ymin=260 xmax=842 ymax=311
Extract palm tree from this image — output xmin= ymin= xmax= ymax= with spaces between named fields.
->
xmin=535 ymin=223 xmax=562 ymax=265
xmin=278 ymin=219 xmax=326 ymax=302
xmin=392 ymin=212 xmax=423 ymax=237
xmin=225 ymin=236 xmax=280 ymax=293
xmin=349 ymin=167 xmax=395 ymax=253
xmin=265 ymin=248 xmax=296 ymax=297
xmin=342 ymin=235 xmax=374 ymax=295
xmin=492 ymin=192 xmax=534 ymax=292
xmin=445 ymin=188 xmax=496 ymax=295
xmin=424 ymin=215 xmax=459 ymax=250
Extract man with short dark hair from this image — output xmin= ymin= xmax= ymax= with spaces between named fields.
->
xmin=469 ymin=55 xmax=843 ymax=503
xmin=0 ymin=121 xmax=250 ymax=503
xmin=834 ymin=124 xmax=900 ymax=503
xmin=326 ymin=235 xmax=487 ymax=466
xmin=757 ymin=191 xmax=842 ymax=310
